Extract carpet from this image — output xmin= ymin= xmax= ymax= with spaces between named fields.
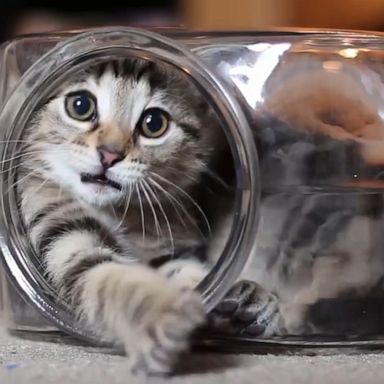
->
xmin=1 ymin=327 xmax=384 ymax=383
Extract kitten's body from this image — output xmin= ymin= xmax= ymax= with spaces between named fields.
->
xmin=239 ymin=60 xmax=384 ymax=335
xmin=17 ymin=59 xmax=232 ymax=373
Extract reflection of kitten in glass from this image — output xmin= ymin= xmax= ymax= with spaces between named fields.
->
xmin=17 ymin=59 xmax=232 ymax=374
xmin=213 ymin=63 xmax=384 ymax=338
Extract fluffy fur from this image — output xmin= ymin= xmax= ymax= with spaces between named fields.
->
xmin=16 ymin=59 xmax=232 ymax=374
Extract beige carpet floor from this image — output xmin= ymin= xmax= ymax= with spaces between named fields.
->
xmin=1 ymin=328 xmax=384 ymax=383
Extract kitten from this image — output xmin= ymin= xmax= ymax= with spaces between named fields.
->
xmin=210 ymin=57 xmax=384 ymax=338
xmin=16 ymin=59 xmax=232 ymax=373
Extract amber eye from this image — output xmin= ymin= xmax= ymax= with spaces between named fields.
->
xmin=65 ymin=91 xmax=97 ymax=122
xmin=138 ymin=108 xmax=170 ymax=138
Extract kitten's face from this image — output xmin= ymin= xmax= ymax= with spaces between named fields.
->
xmin=25 ymin=60 xmax=219 ymax=206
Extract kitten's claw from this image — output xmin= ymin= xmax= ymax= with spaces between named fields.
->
xmin=209 ymin=280 xmax=283 ymax=337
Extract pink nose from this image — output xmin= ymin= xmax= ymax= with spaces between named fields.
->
xmin=97 ymin=145 xmax=124 ymax=169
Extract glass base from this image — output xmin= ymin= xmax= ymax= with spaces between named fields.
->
xmin=194 ymin=332 xmax=384 ymax=355
xmin=8 ymin=329 xmax=87 ymax=346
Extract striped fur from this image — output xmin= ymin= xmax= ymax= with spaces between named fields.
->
xmin=16 ymin=59 xmax=231 ymax=374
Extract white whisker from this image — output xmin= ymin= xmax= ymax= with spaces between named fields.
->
xmin=0 ymin=149 xmax=70 ymax=165
xmin=21 ymin=175 xmax=51 ymax=207
xmin=115 ymin=183 xmax=133 ymax=230
xmin=110 ymin=203 xmax=118 ymax=219
xmin=0 ymin=160 xmax=28 ymax=176
xmin=148 ymin=176 xmax=206 ymax=239
xmin=143 ymin=179 xmax=174 ymax=257
xmin=6 ymin=169 xmax=40 ymax=195
xmin=149 ymin=171 xmax=211 ymax=235
xmin=140 ymin=180 xmax=162 ymax=242
xmin=136 ymin=183 xmax=146 ymax=241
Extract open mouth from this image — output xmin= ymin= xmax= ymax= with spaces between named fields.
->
xmin=80 ymin=173 xmax=122 ymax=191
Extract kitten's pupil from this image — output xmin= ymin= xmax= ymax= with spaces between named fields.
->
xmin=144 ymin=113 xmax=161 ymax=132
xmin=140 ymin=108 xmax=169 ymax=138
xmin=74 ymin=96 xmax=89 ymax=114
xmin=65 ymin=91 xmax=96 ymax=122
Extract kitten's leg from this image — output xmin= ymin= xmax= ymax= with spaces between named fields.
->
xmin=79 ymin=262 xmax=205 ymax=373
xmin=208 ymin=280 xmax=285 ymax=337
xmin=28 ymin=205 xmax=204 ymax=374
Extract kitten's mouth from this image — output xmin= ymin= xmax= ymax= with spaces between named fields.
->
xmin=80 ymin=173 xmax=122 ymax=191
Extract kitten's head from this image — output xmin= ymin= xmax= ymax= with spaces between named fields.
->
xmin=24 ymin=59 xmax=223 ymax=206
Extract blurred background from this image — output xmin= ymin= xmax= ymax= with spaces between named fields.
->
xmin=1 ymin=0 xmax=384 ymax=41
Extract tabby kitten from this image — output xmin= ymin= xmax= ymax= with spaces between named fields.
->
xmin=16 ymin=59 xmax=231 ymax=374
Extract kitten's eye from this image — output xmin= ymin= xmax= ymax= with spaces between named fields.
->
xmin=65 ymin=91 xmax=97 ymax=122
xmin=138 ymin=108 xmax=170 ymax=138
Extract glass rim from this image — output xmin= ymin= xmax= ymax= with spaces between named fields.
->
xmin=8 ymin=26 xmax=384 ymax=41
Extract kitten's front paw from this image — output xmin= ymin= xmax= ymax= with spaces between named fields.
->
xmin=82 ymin=264 xmax=205 ymax=375
xmin=127 ymin=285 xmax=205 ymax=375
xmin=208 ymin=280 xmax=284 ymax=337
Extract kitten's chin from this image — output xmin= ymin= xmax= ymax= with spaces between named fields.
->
xmin=75 ymin=182 xmax=122 ymax=206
